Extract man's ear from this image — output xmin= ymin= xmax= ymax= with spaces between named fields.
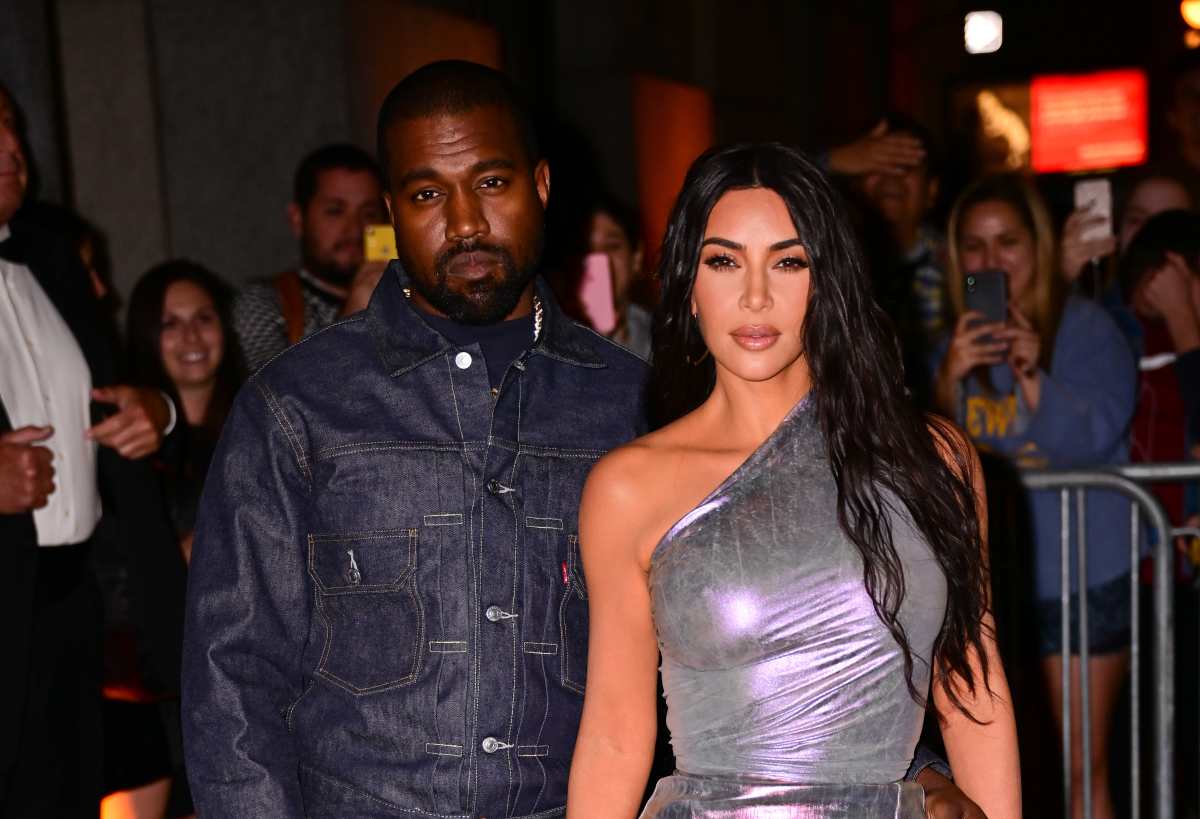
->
xmin=286 ymin=202 xmax=304 ymax=239
xmin=384 ymin=192 xmax=395 ymax=224
xmin=534 ymin=159 xmax=551 ymax=209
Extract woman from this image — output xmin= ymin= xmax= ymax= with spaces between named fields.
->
xmin=933 ymin=175 xmax=1136 ymax=819
xmin=586 ymin=194 xmax=653 ymax=359
xmin=568 ymin=144 xmax=1020 ymax=818
xmin=108 ymin=260 xmax=244 ymax=819
xmin=128 ymin=259 xmax=244 ymax=560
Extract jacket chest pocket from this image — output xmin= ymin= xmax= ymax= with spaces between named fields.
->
xmin=307 ymin=528 xmax=423 ymax=695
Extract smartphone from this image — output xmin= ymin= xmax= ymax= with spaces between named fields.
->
xmin=579 ymin=252 xmax=617 ymax=334
xmin=363 ymin=224 xmax=397 ymax=263
xmin=1073 ymin=178 xmax=1113 ymax=242
xmin=964 ymin=269 xmax=1007 ymax=342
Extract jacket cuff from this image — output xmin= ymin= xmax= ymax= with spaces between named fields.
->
xmin=906 ymin=743 xmax=953 ymax=782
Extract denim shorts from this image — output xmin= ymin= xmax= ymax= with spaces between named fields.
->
xmin=1036 ymin=574 xmax=1132 ymax=656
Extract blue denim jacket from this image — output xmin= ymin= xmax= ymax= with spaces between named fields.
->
xmin=182 ymin=263 xmax=648 ymax=818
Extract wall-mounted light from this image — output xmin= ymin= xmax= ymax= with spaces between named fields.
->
xmin=1183 ymin=1 xmax=1200 ymax=29
xmin=965 ymin=11 xmax=1003 ymax=54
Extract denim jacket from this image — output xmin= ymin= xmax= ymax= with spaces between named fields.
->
xmin=182 ymin=263 xmax=648 ymax=818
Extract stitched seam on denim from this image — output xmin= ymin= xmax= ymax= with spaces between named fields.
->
xmin=314 ymin=440 xmax=476 ymax=460
xmin=465 ymin=454 xmax=481 ymax=816
xmin=255 ymin=379 xmax=311 ymax=483
xmin=522 ymin=642 xmax=557 ymax=655
xmin=487 ymin=437 xmax=606 ymax=459
xmin=283 ymin=678 xmax=314 ymax=733
xmin=425 ymin=742 xmax=463 ymax=757
xmin=299 ymin=764 xmax=465 ymax=817
xmin=308 ymin=529 xmax=416 ymax=592
xmin=524 ymin=516 xmax=563 ymax=530
xmin=423 ymin=513 xmax=464 ymax=526
xmin=573 ymin=320 xmax=651 ymax=364
xmin=253 ymin=313 xmax=365 ymax=372
xmin=516 ymin=745 xmax=549 ymax=757
xmin=505 ymin=382 xmax=523 ymax=808
xmin=429 ymin=640 xmax=467 ymax=653
xmin=311 ymin=529 xmax=423 ymax=695
xmin=559 ymin=534 xmax=585 ymax=694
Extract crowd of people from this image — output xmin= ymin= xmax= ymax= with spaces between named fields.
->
xmin=0 ymin=47 xmax=1198 ymax=819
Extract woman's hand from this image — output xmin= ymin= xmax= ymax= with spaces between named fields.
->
xmin=998 ymin=306 xmax=1042 ymax=412
xmin=1059 ymin=208 xmax=1116 ymax=284
xmin=941 ymin=311 xmax=1008 ymax=383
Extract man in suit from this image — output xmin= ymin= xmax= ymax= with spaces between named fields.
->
xmin=0 ymin=81 xmax=181 ymax=817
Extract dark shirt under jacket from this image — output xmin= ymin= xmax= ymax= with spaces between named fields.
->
xmin=183 ymin=262 xmax=648 ymax=818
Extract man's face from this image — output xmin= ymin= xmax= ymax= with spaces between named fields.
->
xmin=288 ymin=168 xmax=385 ymax=286
xmin=0 ymin=90 xmax=29 ymax=226
xmin=859 ymin=162 xmax=937 ymax=239
xmin=383 ymin=106 xmax=550 ymax=325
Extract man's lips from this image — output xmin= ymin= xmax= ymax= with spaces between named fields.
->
xmin=446 ymin=251 xmax=500 ymax=280
xmin=730 ymin=324 xmax=781 ymax=351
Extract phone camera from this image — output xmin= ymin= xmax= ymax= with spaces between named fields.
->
xmin=966 ymin=275 xmax=976 ymax=292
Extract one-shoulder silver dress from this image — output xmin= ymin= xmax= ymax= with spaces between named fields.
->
xmin=641 ymin=396 xmax=947 ymax=818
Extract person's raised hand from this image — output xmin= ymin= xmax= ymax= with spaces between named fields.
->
xmin=0 ymin=426 xmax=56 ymax=514
xmin=941 ymin=310 xmax=1008 ymax=383
xmin=340 ymin=260 xmax=389 ymax=317
xmin=1059 ymin=208 xmax=1116 ymax=284
xmin=1143 ymin=253 xmax=1199 ymax=325
xmin=827 ymin=121 xmax=926 ymax=177
xmin=917 ymin=768 xmax=987 ymax=819
xmin=87 ymin=386 xmax=171 ymax=460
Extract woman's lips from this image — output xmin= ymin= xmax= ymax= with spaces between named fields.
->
xmin=730 ymin=324 xmax=781 ymax=351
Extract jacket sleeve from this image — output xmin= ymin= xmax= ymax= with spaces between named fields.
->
xmin=1023 ymin=303 xmax=1137 ymax=467
xmin=181 ymin=378 xmax=310 ymax=817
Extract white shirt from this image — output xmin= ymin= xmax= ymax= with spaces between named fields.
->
xmin=0 ymin=223 xmax=100 ymax=546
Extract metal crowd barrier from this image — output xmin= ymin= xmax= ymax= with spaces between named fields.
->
xmin=1020 ymin=462 xmax=1200 ymax=819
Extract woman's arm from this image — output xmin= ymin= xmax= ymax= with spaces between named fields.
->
xmin=567 ymin=449 xmax=662 ymax=818
xmin=931 ymin=423 xmax=1022 ymax=818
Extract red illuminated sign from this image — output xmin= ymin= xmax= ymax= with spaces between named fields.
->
xmin=1030 ymin=69 xmax=1147 ymax=173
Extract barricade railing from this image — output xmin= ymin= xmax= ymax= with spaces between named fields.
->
xmin=1019 ymin=463 xmax=1200 ymax=819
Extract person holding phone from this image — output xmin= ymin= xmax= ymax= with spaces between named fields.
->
xmin=933 ymin=174 xmax=1136 ymax=819
xmin=585 ymin=194 xmax=652 ymax=359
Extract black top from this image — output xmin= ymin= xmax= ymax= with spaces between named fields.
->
xmin=420 ymin=310 xmax=536 ymax=389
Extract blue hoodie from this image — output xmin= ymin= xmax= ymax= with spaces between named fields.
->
xmin=935 ymin=296 xmax=1138 ymax=599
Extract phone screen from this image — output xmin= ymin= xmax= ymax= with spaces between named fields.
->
xmin=579 ymin=252 xmax=617 ymax=334
xmin=363 ymin=224 xmax=397 ymax=263
xmin=1073 ymin=178 xmax=1112 ymax=242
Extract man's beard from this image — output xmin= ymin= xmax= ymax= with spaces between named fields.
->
xmin=303 ymin=236 xmax=360 ymax=287
xmin=409 ymin=239 xmax=540 ymax=326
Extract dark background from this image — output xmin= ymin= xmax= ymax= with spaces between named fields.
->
xmin=0 ymin=0 xmax=1185 ymax=302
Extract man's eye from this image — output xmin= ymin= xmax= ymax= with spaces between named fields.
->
xmin=703 ymin=254 xmax=737 ymax=269
xmin=412 ymin=189 xmax=440 ymax=203
xmin=479 ymin=177 xmax=507 ymax=190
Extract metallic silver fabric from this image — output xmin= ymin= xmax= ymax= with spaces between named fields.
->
xmin=643 ymin=396 xmax=946 ymax=817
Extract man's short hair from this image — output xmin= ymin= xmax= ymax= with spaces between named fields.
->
xmin=375 ymin=60 xmax=539 ymax=184
xmin=293 ymin=143 xmax=383 ymax=208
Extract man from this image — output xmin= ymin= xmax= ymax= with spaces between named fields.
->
xmin=0 ymin=82 xmax=179 ymax=817
xmin=232 ymin=143 xmax=388 ymax=369
xmin=184 ymin=61 xmax=980 ymax=818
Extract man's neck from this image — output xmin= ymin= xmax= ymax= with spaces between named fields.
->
xmin=299 ymin=267 xmax=349 ymax=300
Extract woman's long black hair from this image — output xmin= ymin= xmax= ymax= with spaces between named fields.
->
xmin=650 ymin=142 xmax=992 ymax=718
xmin=126 ymin=259 xmax=245 ymax=432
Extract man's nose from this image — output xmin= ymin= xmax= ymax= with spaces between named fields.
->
xmin=445 ymin=191 xmax=488 ymax=243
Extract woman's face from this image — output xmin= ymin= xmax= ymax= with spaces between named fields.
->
xmin=958 ymin=199 xmax=1037 ymax=306
xmin=691 ymin=187 xmax=811 ymax=385
xmin=159 ymin=280 xmax=224 ymax=390
xmin=588 ymin=210 xmax=641 ymax=306
xmin=1119 ymin=178 xmax=1193 ymax=252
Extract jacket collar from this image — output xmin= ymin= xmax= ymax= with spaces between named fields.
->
xmin=366 ymin=261 xmax=606 ymax=378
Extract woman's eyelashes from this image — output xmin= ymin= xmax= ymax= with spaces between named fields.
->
xmin=700 ymin=253 xmax=809 ymax=271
